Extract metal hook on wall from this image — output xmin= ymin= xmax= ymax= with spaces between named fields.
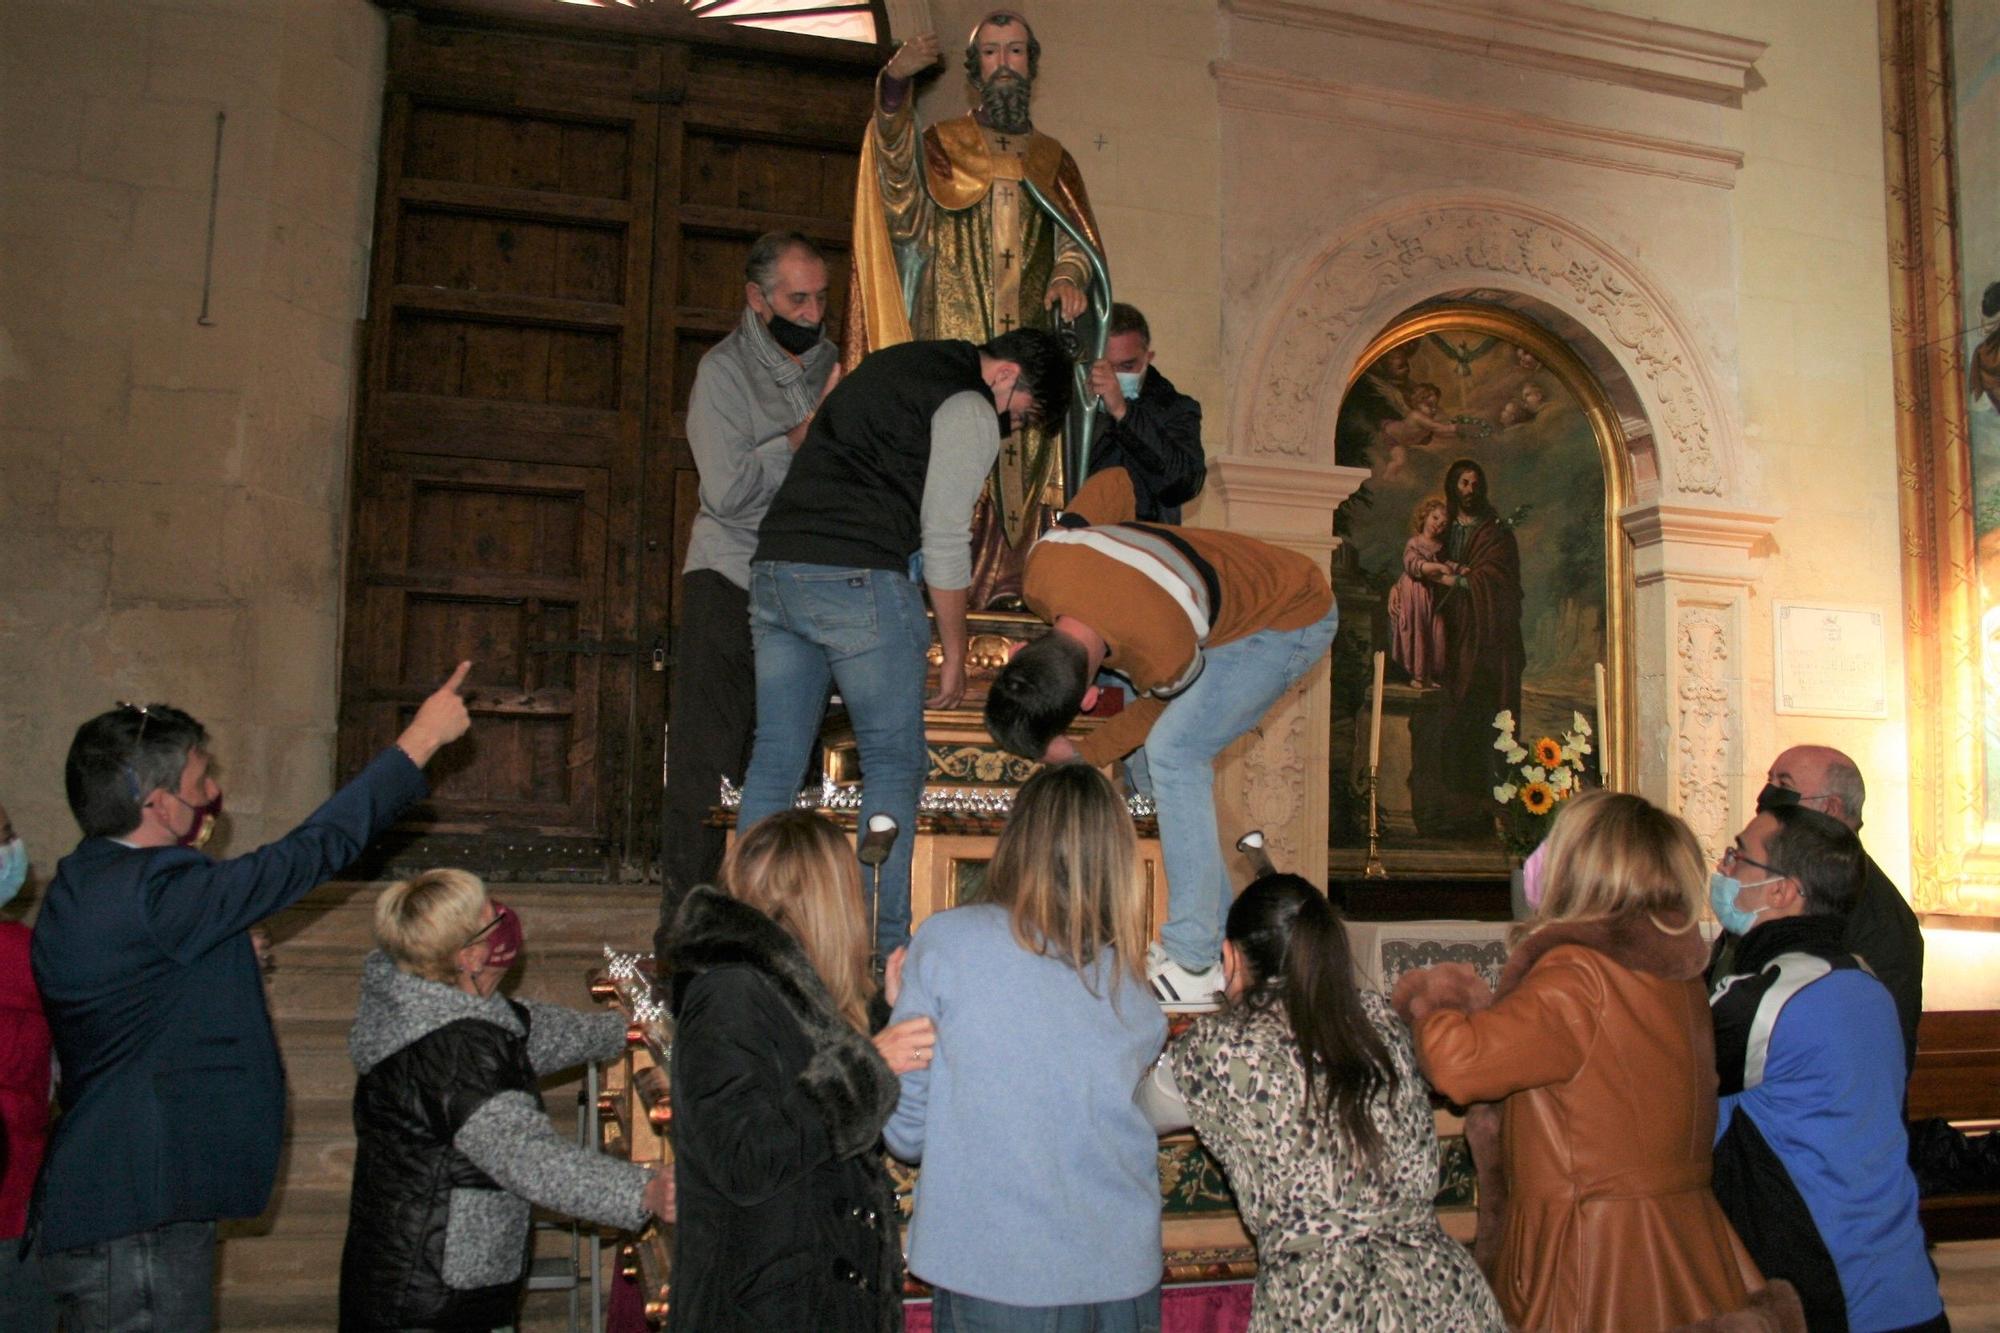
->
xmin=197 ymin=110 xmax=226 ymax=327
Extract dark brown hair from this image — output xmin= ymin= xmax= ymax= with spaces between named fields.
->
xmin=1226 ymin=873 xmax=1397 ymax=1169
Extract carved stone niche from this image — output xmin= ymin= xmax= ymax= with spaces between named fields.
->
xmin=1230 ymin=193 xmax=1776 ymax=854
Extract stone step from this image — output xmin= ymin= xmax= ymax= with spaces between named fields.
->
xmin=264 ymin=941 xmax=632 ymax=1020
xmin=268 ymin=882 xmax=661 ymax=950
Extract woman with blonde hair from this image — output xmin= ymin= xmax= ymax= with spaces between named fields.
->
xmin=885 ymin=763 xmax=1166 ymax=1330
xmin=339 ymin=869 xmax=670 ymax=1331
xmin=666 ymin=810 xmax=932 ymax=1333
xmin=1395 ymin=790 xmax=1800 ymax=1332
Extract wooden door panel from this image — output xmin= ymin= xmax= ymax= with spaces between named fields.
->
xmin=395 ymin=208 xmax=628 ymax=302
xmin=348 ymin=459 xmax=608 ymax=836
xmin=341 ymin=16 xmax=658 ymax=874
xmin=343 ymin=9 xmax=880 ymax=878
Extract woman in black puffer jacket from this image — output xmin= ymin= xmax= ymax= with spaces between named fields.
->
xmin=666 ymin=810 xmax=935 ymax=1333
xmin=338 ymin=869 xmax=669 ymax=1331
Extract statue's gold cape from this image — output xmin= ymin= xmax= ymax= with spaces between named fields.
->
xmin=845 ymin=111 xmax=1104 ymax=360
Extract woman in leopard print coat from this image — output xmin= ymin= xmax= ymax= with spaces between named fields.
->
xmin=1161 ymin=874 xmax=1503 ymax=1332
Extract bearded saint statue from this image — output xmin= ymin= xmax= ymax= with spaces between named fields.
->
xmin=847 ymin=9 xmax=1110 ymax=608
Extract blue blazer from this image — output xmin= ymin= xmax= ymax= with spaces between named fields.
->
xmin=30 ymin=747 xmax=427 ymax=1252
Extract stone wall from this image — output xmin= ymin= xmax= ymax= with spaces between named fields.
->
xmin=0 ymin=0 xmax=386 ymax=862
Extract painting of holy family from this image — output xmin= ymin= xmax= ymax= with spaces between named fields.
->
xmin=1329 ymin=316 xmax=1613 ymax=870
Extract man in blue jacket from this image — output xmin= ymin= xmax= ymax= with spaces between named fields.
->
xmin=1708 ymin=803 xmax=1946 ymax=1333
xmin=31 ymin=664 xmax=473 ymax=1330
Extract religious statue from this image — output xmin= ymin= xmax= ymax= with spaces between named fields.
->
xmin=847 ymin=10 xmax=1111 ymax=607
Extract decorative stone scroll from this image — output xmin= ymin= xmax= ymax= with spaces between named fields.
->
xmin=1240 ymin=199 xmax=1731 ymax=497
xmin=1674 ymin=605 xmax=1734 ymax=859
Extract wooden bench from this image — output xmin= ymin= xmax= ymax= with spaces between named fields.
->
xmin=1909 ymin=1009 xmax=2000 ymax=1243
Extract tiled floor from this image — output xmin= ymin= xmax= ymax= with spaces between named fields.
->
xmin=1940 ymin=1240 xmax=2000 ymax=1331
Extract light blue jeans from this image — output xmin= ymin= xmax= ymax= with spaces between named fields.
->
xmin=1145 ymin=600 xmax=1339 ymax=971
xmin=932 ymin=1285 xmax=1162 ymax=1332
xmin=737 ymin=561 xmax=930 ymax=956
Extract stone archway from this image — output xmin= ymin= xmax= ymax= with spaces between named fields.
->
xmin=1234 ymin=194 xmax=1738 ymax=500
xmin=1207 ymin=195 xmax=1776 ymax=882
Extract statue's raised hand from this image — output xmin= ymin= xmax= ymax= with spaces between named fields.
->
xmin=885 ymin=33 xmax=941 ymax=80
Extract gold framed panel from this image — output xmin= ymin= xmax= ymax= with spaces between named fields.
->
xmin=1881 ymin=0 xmax=2000 ymax=918
xmin=1327 ymin=303 xmax=1634 ymax=872
xmin=1346 ymin=303 xmax=1635 ymax=794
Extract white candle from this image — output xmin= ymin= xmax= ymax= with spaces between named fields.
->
xmin=1370 ymin=651 xmax=1387 ymax=770
xmin=1594 ymin=662 xmax=1608 ymax=782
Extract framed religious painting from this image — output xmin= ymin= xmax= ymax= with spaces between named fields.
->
xmin=1883 ymin=0 xmax=2000 ymax=917
xmin=1326 ymin=304 xmax=1631 ymax=875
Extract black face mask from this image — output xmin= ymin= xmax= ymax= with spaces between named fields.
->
xmin=766 ymin=314 xmax=822 ymax=356
xmin=996 ymin=405 xmax=1015 ymax=436
xmin=1755 ymin=782 xmax=1800 ymax=813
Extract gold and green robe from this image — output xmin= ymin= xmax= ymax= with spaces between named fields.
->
xmin=847 ymin=79 xmax=1107 ymax=596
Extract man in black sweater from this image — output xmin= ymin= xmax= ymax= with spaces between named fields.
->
xmin=1083 ymin=302 xmax=1206 ymax=523
xmin=735 ymin=328 xmax=1071 ymax=958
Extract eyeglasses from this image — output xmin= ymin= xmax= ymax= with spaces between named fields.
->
xmin=1720 ymin=846 xmax=1786 ymax=879
xmin=463 ymin=912 xmax=504 ymax=950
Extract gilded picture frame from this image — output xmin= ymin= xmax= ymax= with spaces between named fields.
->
xmin=1882 ymin=0 xmax=2000 ymax=917
xmin=1325 ymin=303 xmax=1632 ymax=875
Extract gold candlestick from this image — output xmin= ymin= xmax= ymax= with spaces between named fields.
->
xmin=1364 ymin=764 xmax=1388 ymax=879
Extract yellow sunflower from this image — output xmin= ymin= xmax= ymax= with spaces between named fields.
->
xmin=1521 ymin=782 xmax=1557 ymax=816
xmin=1533 ymin=737 xmax=1563 ymax=767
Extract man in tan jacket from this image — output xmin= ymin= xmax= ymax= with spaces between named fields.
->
xmin=985 ymin=467 xmax=1337 ymax=1009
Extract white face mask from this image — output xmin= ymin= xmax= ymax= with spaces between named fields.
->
xmin=1114 ymin=370 xmax=1144 ymax=400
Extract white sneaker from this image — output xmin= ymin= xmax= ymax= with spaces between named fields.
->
xmin=1146 ymin=945 xmax=1224 ymax=1012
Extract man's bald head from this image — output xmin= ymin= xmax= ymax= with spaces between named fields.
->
xmin=1767 ymin=744 xmax=1866 ymax=831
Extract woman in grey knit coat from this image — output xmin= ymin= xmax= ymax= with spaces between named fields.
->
xmin=337 ymin=869 xmax=670 ymax=1331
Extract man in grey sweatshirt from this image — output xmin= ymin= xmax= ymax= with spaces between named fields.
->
xmin=659 ymin=231 xmax=841 ymax=937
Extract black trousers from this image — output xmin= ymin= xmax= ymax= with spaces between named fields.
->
xmin=658 ymin=569 xmax=755 ymax=938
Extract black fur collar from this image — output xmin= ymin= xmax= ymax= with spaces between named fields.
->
xmin=667 ymin=886 xmax=897 ymax=1159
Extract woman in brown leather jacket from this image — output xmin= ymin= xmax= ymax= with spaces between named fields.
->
xmin=1396 ymin=791 xmax=1800 ymax=1333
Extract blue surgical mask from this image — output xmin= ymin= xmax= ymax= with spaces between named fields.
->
xmin=0 ymin=838 xmax=27 ymax=909
xmin=1708 ymin=871 xmax=1773 ymax=936
xmin=1115 ymin=370 xmax=1145 ymax=401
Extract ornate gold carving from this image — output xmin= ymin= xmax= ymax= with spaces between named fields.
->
xmin=1244 ymin=201 xmax=1726 ymax=496
xmin=929 ymin=742 xmax=1039 ymax=786
xmin=925 ymin=632 xmax=1018 ymax=671
xmin=1674 ymin=606 xmax=1731 ymax=861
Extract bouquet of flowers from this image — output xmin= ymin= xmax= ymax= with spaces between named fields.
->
xmin=1491 ymin=710 xmax=1594 ymax=857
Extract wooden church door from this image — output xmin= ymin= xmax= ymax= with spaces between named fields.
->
xmin=338 ymin=3 xmax=874 ymax=879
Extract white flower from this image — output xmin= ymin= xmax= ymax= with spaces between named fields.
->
xmin=1573 ymin=711 xmax=1593 ymax=736
xmin=1493 ymin=732 xmax=1517 ymax=753
xmin=1494 ymin=783 xmax=1519 ymax=803
xmin=1507 ymin=745 xmax=1529 ymax=764
xmin=1560 ymin=745 xmax=1580 ymax=765
xmin=1494 ymin=710 xmax=1516 ymax=729
xmin=1526 ymin=765 xmax=1548 ymax=784
xmin=1550 ymin=767 xmax=1574 ymax=792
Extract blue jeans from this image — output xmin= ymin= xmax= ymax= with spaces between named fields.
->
xmin=932 ymin=1285 xmax=1162 ymax=1332
xmin=737 ymin=561 xmax=930 ymax=956
xmin=41 ymin=1220 xmax=216 ymax=1332
xmin=1145 ymin=600 xmax=1339 ymax=971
